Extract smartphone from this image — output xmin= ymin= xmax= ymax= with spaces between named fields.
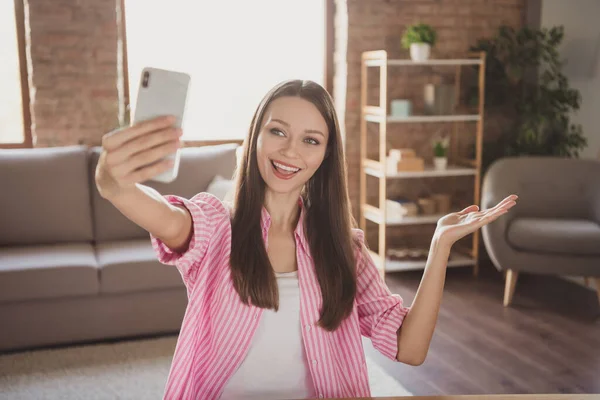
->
xmin=131 ymin=67 xmax=191 ymax=183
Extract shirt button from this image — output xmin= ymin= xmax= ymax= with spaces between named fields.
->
xmin=305 ymin=324 xmax=311 ymax=332
xmin=312 ymin=359 xmax=318 ymax=365
xmin=319 ymin=394 xmax=324 ymax=398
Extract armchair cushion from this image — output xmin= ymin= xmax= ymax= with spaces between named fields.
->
xmin=507 ymin=217 xmax=600 ymax=256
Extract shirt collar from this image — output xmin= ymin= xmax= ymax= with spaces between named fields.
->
xmin=260 ymin=196 xmax=309 ymax=254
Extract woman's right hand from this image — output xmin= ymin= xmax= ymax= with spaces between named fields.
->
xmin=95 ymin=115 xmax=183 ymax=199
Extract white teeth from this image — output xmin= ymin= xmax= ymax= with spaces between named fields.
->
xmin=273 ymin=161 xmax=300 ymax=173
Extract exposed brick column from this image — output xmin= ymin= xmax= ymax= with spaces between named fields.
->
xmin=26 ymin=0 xmax=120 ymax=147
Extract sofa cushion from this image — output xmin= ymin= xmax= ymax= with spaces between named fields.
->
xmin=0 ymin=145 xmax=94 ymax=246
xmin=507 ymin=217 xmax=600 ymax=256
xmin=96 ymin=239 xmax=184 ymax=294
xmin=0 ymin=243 xmax=99 ymax=303
xmin=89 ymin=143 xmax=238 ymax=242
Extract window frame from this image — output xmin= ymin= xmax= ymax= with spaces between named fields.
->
xmin=1 ymin=0 xmax=33 ymax=149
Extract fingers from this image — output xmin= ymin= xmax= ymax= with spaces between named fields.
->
xmin=458 ymin=205 xmax=479 ymax=215
xmin=489 ymin=194 xmax=518 ymax=213
xmin=122 ymin=158 xmax=175 ymax=185
xmin=486 ymin=197 xmax=517 ymax=217
xmin=468 ymin=194 xmax=518 ymax=219
xmin=458 ymin=194 xmax=518 ymax=217
xmin=476 ymin=205 xmax=509 ymax=226
xmin=102 ymin=115 xmax=177 ymax=152
xmin=112 ymin=139 xmax=182 ymax=178
xmin=109 ymin=127 xmax=182 ymax=166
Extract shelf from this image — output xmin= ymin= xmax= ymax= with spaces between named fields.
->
xmin=364 ymin=58 xmax=483 ymax=67
xmin=363 ymin=161 xmax=477 ymax=178
xmin=364 ymin=114 xmax=481 ymax=123
xmin=369 ymin=250 xmax=475 ymax=272
xmin=363 ymin=205 xmax=445 ymax=225
xmin=360 ymin=49 xmax=485 ymax=278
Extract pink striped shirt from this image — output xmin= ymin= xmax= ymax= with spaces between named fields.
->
xmin=150 ymin=192 xmax=410 ymax=399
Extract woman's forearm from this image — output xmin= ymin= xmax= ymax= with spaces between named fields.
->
xmin=395 ymin=233 xmax=452 ymax=365
xmin=104 ymin=183 xmax=189 ymax=246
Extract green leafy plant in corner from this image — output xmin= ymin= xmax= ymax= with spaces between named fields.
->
xmin=467 ymin=25 xmax=587 ymax=172
xmin=402 ymin=23 xmax=437 ymax=48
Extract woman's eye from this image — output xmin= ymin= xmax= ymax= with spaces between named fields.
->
xmin=270 ymin=128 xmax=285 ymax=137
xmin=305 ymin=137 xmax=320 ymax=145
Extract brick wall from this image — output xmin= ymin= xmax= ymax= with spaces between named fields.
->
xmin=335 ymin=0 xmax=526 ymax=222
xmin=26 ymin=0 xmax=122 ymax=147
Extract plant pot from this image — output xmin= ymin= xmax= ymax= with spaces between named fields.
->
xmin=434 ymin=157 xmax=447 ymax=170
xmin=410 ymin=43 xmax=431 ymax=61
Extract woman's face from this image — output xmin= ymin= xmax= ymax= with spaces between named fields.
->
xmin=256 ymin=96 xmax=329 ymax=195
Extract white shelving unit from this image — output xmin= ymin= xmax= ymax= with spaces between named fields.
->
xmin=360 ymin=50 xmax=486 ymax=278
xmin=363 ymin=163 xmax=477 ymax=179
xmin=365 ymin=58 xmax=483 ymax=67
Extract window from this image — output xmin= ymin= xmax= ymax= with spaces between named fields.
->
xmin=0 ymin=0 xmax=30 ymax=147
xmin=123 ymin=0 xmax=325 ymax=141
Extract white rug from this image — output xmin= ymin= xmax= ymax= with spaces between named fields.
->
xmin=0 ymin=335 xmax=412 ymax=399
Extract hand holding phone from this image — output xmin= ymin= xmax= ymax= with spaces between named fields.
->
xmin=131 ymin=67 xmax=191 ymax=182
xmin=95 ymin=115 xmax=183 ymax=199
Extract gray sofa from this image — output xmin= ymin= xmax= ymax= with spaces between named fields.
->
xmin=480 ymin=156 xmax=600 ymax=307
xmin=0 ymin=144 xmax=238 ymax=353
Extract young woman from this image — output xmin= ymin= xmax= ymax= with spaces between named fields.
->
xmin=95 ymin=79 xmax=517 ymax=400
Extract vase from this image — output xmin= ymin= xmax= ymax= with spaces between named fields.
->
xmin=434 ymin=157 xmax=447 ymax=170
xmin=410 ymin=43 xmax=431 ymax=61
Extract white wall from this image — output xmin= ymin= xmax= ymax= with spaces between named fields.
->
xmin=541 ymin=0 xmax=600 ymax=160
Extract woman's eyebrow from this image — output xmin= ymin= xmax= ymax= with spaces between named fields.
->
xmin=272 ymin=118 xmax=325 ymax=137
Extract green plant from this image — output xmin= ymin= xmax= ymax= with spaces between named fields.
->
xmin=468 ymin=25 xmax=587 ymax=170
xmin=432 ymin=134 xmax=449 ymax=157
xmin=433 ymin=142 xmax=446 ymax=157
xmin=402 ymin=23 xmax=437 ymax=48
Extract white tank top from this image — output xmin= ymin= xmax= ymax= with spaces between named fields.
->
xmin=219 ymin=270 xmax=316 ymax=400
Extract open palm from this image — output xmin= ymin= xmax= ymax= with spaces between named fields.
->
xmin=435 ymin=194 xmax=518 ymax=245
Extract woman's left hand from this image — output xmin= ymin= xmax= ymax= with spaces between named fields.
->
xmin=434 ymin=194 xmax=518 ymax=247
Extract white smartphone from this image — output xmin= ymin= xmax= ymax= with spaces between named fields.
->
xmin=131 ymin=67 xmax=191 ymax=183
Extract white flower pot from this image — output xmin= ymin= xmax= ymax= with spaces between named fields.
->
xmin=434 ymin=157 xmax=447 ymax=170
xmin=410 ymin=43 xmax=431 ymax=61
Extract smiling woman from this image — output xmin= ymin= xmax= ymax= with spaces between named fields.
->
xmin=257 ymin=97 xmax=330 ymax=190
xmin=96 ymin=77 xmax=517 ymax=399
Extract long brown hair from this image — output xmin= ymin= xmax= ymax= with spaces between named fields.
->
xmin=230 ymin=80 xmax=357 ymax=331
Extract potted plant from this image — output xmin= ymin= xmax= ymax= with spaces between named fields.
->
xmin=402 ymin=23 xmax=437 ymax=61
xmin=432 ymin=134 xmax=449 ymax=170
xmin=467 ymin=25 xmax=587 ymax=174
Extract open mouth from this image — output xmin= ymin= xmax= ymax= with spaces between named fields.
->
xmin=270 ymin=159 xmax=301 ymax=180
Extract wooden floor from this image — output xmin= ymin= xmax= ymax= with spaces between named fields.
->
xmin=363 ymin=262 xmax=600 ymax=396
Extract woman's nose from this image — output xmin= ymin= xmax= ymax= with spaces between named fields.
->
xmin=281 ymin=137 xmax=299 ymax=157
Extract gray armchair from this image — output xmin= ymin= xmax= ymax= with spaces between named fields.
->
xmin=480 ymin=156 xmax=600 ymax=307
